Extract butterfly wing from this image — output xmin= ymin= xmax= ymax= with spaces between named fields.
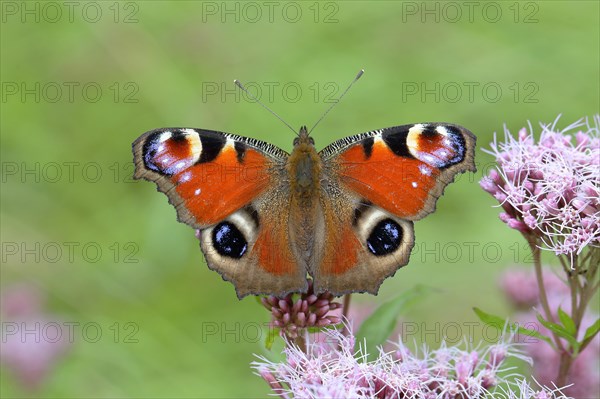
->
xmin=133 ymin=128 xmax=307 ymax=298
xmin=312 ymin=123 xmax=476 ymax=295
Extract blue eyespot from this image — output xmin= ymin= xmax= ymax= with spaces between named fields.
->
xmin=367 ymin=219 xmax=402 ymax=256
xmin=212 ymin=222 xmax=247 ymax=259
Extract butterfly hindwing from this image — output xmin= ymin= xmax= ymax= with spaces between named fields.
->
xmin=311 ymin=192 xmax=416 ymax=295
xmin=198 ymin=200 xmax=308 ymax=298
xmin=313 ymin=123 xmax=476 ymax=294
xmin=133 ymin=128 xmax=307 ymax=297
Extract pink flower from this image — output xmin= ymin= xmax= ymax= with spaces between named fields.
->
xmin=260 ymin=280 xmax=342 ymax=339
xmin=0 ymin=284 xmax=72 ymax=391
xmin=499 ymin=267 xmax=569 ymax=309
xmin=481 ymin=115 xmax=600 ymax=258
xmin=497 ymin=379 xmax=572 ymax=399
xmin=252 ymin=326 xmax=570 ymax=398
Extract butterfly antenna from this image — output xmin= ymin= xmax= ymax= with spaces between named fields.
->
xmin=308 ymin=69 xmax=364 ymax=134
xmin=234 ymin=79 xmax=298 ymax=136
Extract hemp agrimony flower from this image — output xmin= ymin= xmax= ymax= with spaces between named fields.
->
xmin=260 ymin=279 xmax=342 ymax=340
xmin=480 ymin=115 xmax=600 ymax=389
xmin=0 ymin=284 xmax=71 ymax=391
xmin=253 ymin=326 xmax=570 ymax=399
xmin=480 ymin=115 xmax=599 ymax=258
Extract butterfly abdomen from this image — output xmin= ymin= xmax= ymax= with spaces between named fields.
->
xmin=285 ymin=132 xmax=324 ymax=269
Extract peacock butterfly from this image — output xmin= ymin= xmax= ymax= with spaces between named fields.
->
xmin=132 ymin=73 xmax=476 ymax=298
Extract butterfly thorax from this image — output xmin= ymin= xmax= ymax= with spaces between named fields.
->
xmin=288 ymin=126 xmax=322 ymax=208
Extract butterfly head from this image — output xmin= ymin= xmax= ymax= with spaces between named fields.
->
xmin=293 ymin=125 xmax=315 ymax=148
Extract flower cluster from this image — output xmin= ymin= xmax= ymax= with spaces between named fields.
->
xmin=497 ymin=379 xmax=572 ymax=399
xmin=500 ymin=267 xmax=600 ymax=398
xmin=260 ymin=280 xmax=342 ymax=339
xmin=480 ymin=116 xmax=600 ymax=258
xmin=0 ymin=284 xmax=71 ymax=391
xmin=499 ymin=267 xmax=569 ymax=309
xmin=253 ymin=326 xmax=570 ymax=399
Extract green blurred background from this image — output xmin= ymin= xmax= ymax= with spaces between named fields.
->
xmin=1 ymin=1 xmax=598 ymax=397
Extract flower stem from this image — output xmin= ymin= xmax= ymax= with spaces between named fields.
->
xmin=527 ymin=234 xmax=577 ymax=386
xmin=527 ymin=239 xmax=600 ymax=387
xmin=342 ymin=294 xmax=352 ymax=320
xmin=294 ymin=334 xmax=306 ymax=353
xmin=527 ymin=236 xmax=564 ymax=352
xmin=574 ymin=248 xmax=600 ymax=354
xmin=341 ymin=294 xmax=352 ymax=338
xmin=556 ymin=352 xmax=574 ymax=387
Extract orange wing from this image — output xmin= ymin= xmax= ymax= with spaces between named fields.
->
xmin=311 ymin=123 xmax=476 ymax=295
xmin=133 ymin=128 xmax=287 ymax=228
xmin=321 ymin=123 xmax=476 ymax=221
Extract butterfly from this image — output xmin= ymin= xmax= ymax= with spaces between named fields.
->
xmin=132 ymin=121 xmax=476 ymax=298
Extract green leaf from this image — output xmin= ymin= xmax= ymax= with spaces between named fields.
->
xmin=257 ymin=295 xmax=279 ymax=350
xmin=473 ymin=307 xmax=553 ymax=346
xmin=473 ymin=307 xmax=505 ymax=329
xmin=536 ymin=313 xmax=579 ymax=353
xmin=583 ymin=318 xmax=600 ymax=342
xmin=356 ymin=285 xmax=430 ymax=361
xmin=557 ymin=307 xmax=576 ymax=336
xmin=306 ymin=324 xmax=343 ymax=334
xmin=264 ymin=326 xmax=279 ymax=350
xmin=516 ymin=325 xmax=554 ymax=346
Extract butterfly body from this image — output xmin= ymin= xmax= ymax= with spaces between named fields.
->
xmin=133 ymin=123 xmax=476 ymax=298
